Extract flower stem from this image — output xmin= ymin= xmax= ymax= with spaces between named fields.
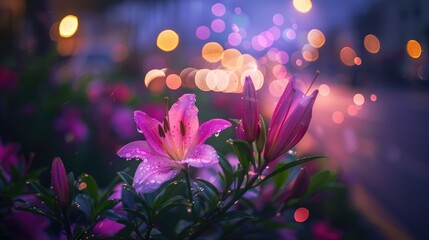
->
xmin=62 ymin=209 xmax=73 ymax=240
xmin=183 ymin=166 xmax=197 ymax=223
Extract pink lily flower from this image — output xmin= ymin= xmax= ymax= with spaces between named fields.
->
xmin=237 ymin=76 xmax=259 ymax=143
xmin=264 ymin=79 xmax=318 ymax=162
xmin=51 ymin=157 xmax=70 ymax=208
xmin=117 ymin=94 xmax=231 ymax=194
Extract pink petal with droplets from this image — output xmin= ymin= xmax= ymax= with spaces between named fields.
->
xmin=196 ymin=119 xmax=231 ymax=145
xmin=133 ymin=156 xmax=180 ymax=194
xmin=181 ymin=144 xmax=219 ymax=167
xmin=117 ymin=141 xmax=158 ymax=160
xmin=134 ymin=111 xmax=167 ymax=157
xmin=168 ymin=94 xmax=199 ymax=149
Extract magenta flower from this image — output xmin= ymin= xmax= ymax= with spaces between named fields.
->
xmin=237 ymin=76 xmax=259 ymax=143
xmin=118 ymin=94 xmax=231 ymax=193
xmin=264 ymin=79 xmax=318 ymax=162
xmin=51 ymin=157 xmax=70 ymax=208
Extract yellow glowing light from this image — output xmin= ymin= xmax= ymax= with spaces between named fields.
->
xmin=166 ymin=74 xmax=182 ymax=90
xmin=332 ymin=111 xmax=344 ymax=124
xmin=307 ymin=29 xmax=325 ymax=48
xmin=318 ymin=84 xmax=330 ymax=96
xmin=293 ymin=0 xmax=312 ymax=13
xmin=157 ymin=30 xmax=179 ymax=52
xmin=195 ymin=69 xmax=211 ymax=91
xmin=364 ymin=34 xmax=380 ymax=54
xmin=224 ymin=71 xmax=239 ymax=93
xmin=353 ymin=93 xmax=365 ymax=106
xmin=406 ymin=40 xmax=422 ymax=59
xmin=221 ymin=48 xmax=243 ymax=70
xmin=202 ymin=42 xmax=224 ymax=63
xmin=340 ymin=47 xmax=357 ymax=66
xmin=59 ymin=15 xmax=78 ymax=38
xmin=302 ymin=44 xmax=319 ymax=62
xmin=144 ymin=69 xmax=166 ymax=87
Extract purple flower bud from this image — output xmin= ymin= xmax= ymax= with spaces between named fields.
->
xmin=51 ymin=157 xmax=70 ymax=208
xmin=264 ymin=79 xmax=318 ymax=162
xmin=280 ymin=168 xmax=309 ymax=202
xmin=241 ymin=76 xmax=259 ymax=143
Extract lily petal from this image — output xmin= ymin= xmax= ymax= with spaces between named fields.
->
xmin=168 ymin=94 xmax=199 ymax=150
xmin=181 ymin=144 xmax=219 ymax=167
xmin=269 ymin=89 xmax=318 ymax=159
xmin=134 ymin=111 xmax=166 ymax=157
xmin=117 ymin=141 xmax=158 ymax=160
xmin=196 ymin=119 xmax=232 ymax=145
xmin=133 ymin=157 xmax=180 ymax=194
xmin=266 ymin=79 xmax=295 ymax=150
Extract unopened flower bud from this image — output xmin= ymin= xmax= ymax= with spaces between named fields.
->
xmin=51 ymin=157 xmax=70 ymax=208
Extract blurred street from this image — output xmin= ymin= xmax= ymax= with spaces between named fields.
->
xmin=307 ymin=82 xmax=429 ymax=239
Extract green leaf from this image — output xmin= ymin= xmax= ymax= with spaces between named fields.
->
xmin=257 ymin=156 xmax=325 ymax=186
xmin=157 ymin=196 xmax=185 ymax=217
xmin=14 ymin=206 xmax=59 ymax=222
xmin=152 ymin=180 xmax=183 ymax=210
xmin=28 ymin=180 xmax=52 ymax=197
xmin=195 ymin=179 xmax=220 ymax=200
xmin=117 ymin=171 xmax=133 ymax=186
xmin=123 ymin=207 xmax=148 ymax=224
xmin=218 ymin=152 xmax=233 ymax=189
xmin=99 ymin=174 xmax=121 ymax=202
xmin=121 ymin=185 xmax=136 ymax=209
xmin=73 ymin=194 xmax=93 ymax=220
xmin=92 ymin=199 xmax=119 ymax=222
xmin=103 ymin=209 xmax=130 ymax=225
xmin=78 ymin=173 xmax=99 ymax=200
xmin=304 ymin=170 xmax=336 ymax=198
xmin=231 ymin=140 xmax=253 ymax=172
xmin=211 ymin=211 xmax=253 ymax=223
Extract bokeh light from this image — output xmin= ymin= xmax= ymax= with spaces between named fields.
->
xmin=202 ymin=42 xmax=224 ymax=63
xmin=269 ymin=79 xmax=288 ymax=97
xmin=347 ymin=104 xmax=358 ymax=116
xmin=222 ymin=48 xmax=243 ymax=69
xmin=59 ymin=15 xmax=78 ymax=38
xmin=294 ymin=207 xmax=310 ymax=222
xmin=211 ymin=3 xmax=226 ymax=17
xmin=353 ymin=93 xmax=365 ymax=105
xmin=340 ymin=47 xmax=357 ymax=66
xmin=228 ymin=32 xmax=242 ymax=46
xmin=195 ymin=69 xmax=211 ymax=91
xmin=406 ymin=40 xmax=422 ymax=59
xmin=272 ymin=14 xmax=284 ymax=26
xmin=241 ymin=69 xmax=264 ymax=90
xmin=364 ymin=34 xmax=380 ymax=54
xmin=157 ymin=30 xmax=179 ymax=52
xmin=307 ymin=29 xmax=326 ymax=48
xmin=144 ymin=69 xmax=166 ymax=87
xmin=293 ymin=0 xmax=312 ymax=13
xmin=354 ymin=57 xmax=362 ymax=65
xmin=318 ymin=84 xmax=330 ymax=96
xmin=211 ymin=19 xmax=226 ymax=33
xmin=196 ymin=26 xmax=210 ymax=40
xmin=332 ymin=111 xmax=344 ymax=124
xmin=370 ymin=94 xmax=378 ymax=102
xmin=302 ymin=44 xmax=319 ymax=62
xmin=166 ymin=74 xmax=182 ymax=90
